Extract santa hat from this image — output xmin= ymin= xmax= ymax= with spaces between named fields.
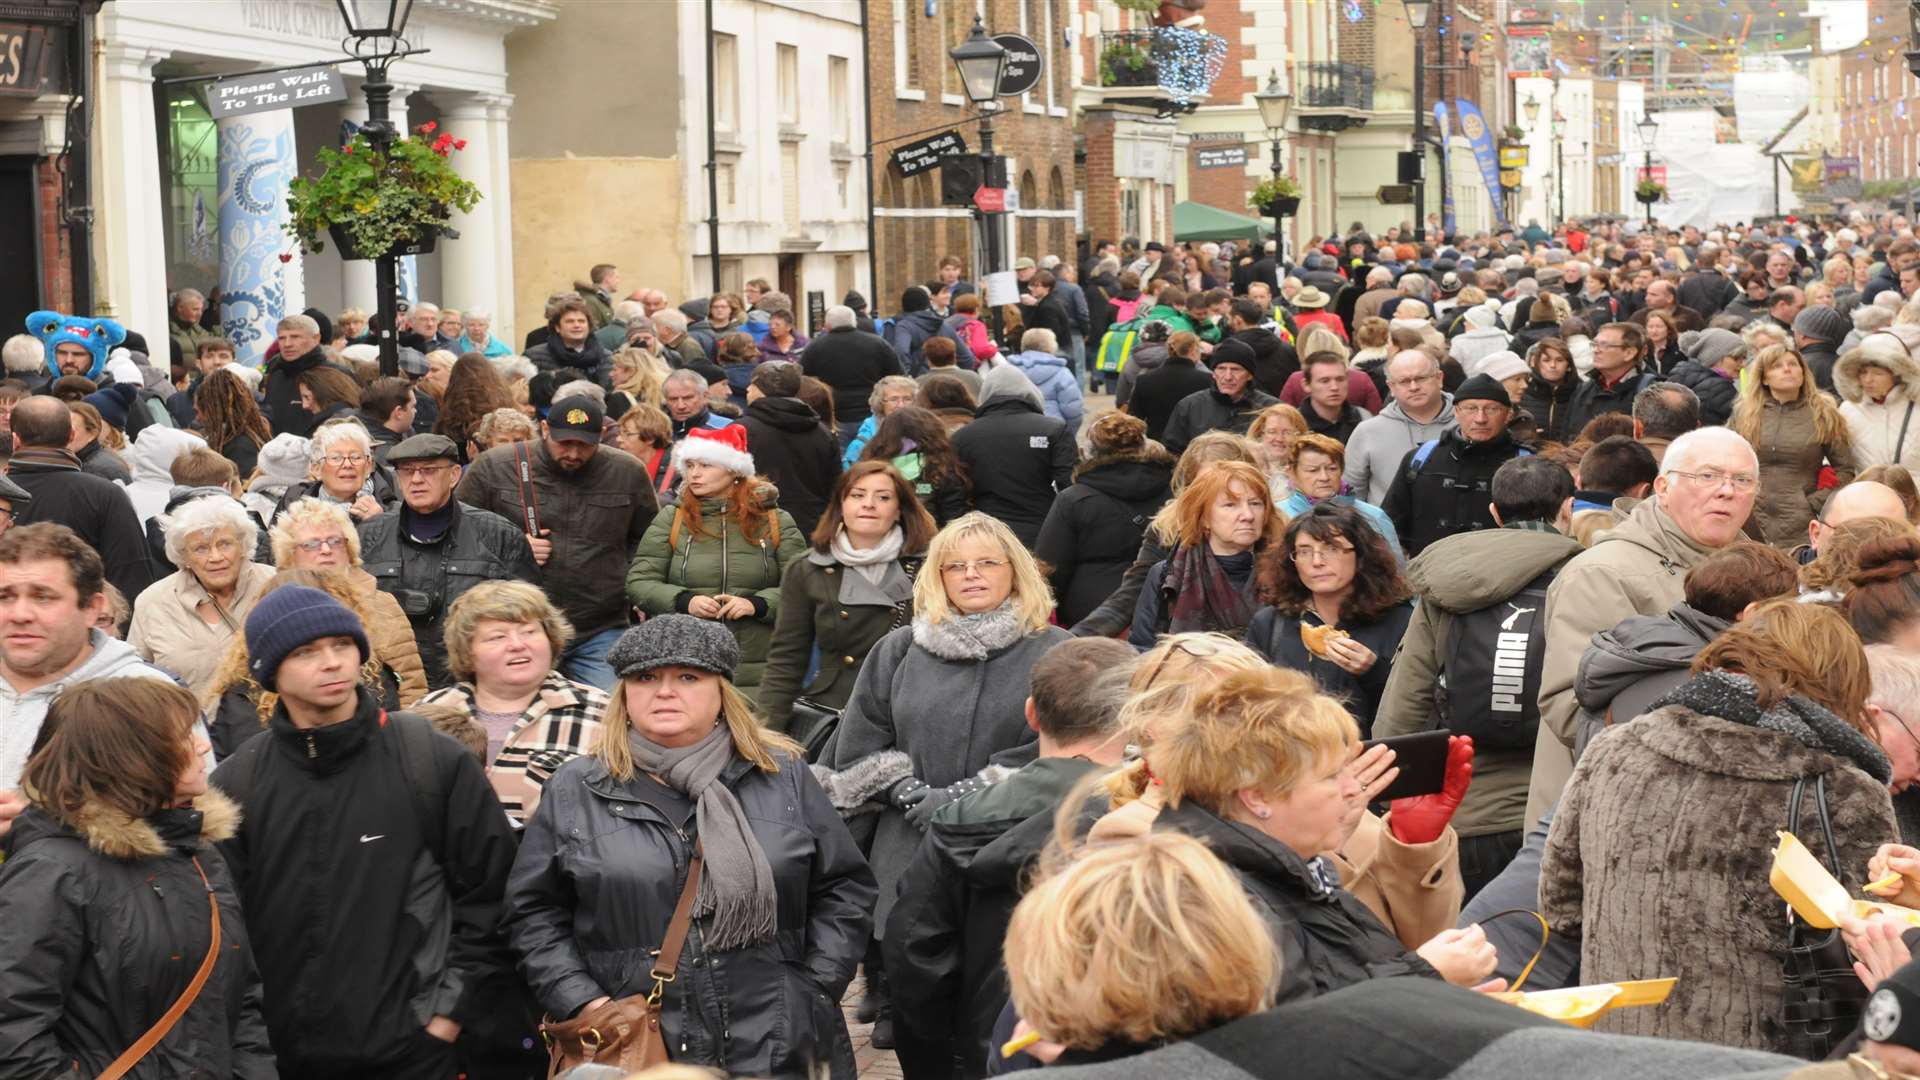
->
xmin=672 ymin=424 xmax=755 ymax=478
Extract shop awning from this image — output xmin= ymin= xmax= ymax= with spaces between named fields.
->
xmin=1173 ymin=200 xmax=1273 ymax=242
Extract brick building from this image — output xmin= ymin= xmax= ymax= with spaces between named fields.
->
xmin=1831 ymin=0 xmax=1920 ymax=185
xmin=867 ymin=0 xmax=1077 ymax=317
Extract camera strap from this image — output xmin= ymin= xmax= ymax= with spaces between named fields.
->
xmin=514 ymin=440 xmax=543 ymax=538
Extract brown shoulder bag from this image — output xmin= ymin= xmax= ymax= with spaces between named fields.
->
xmin=539 ymin=849 xmax=705 ymax=1078
xmin=98 ymin=856 xmax=222 ymax=1080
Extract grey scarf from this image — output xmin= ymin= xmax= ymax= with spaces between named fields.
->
xmin=626 ymin=725 xmax=777 ymax=949
xmin=1653 ymin=669 xmax=1893 ymax=784
xmin=912 ymin=599 xmax=1026 ymax=661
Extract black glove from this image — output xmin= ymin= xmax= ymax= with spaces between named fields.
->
xmin=885 ymin=777 xmax=930 ymax=811
xmin=905 ymin=773 xmax=998 ymax=829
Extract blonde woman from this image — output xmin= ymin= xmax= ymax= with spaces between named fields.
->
xmin=1731 ymin=344 xmax=1856 ymax=547
xmin=608 ymin=345 xmax=669 ymax=417
xmin=1002 ymin=833 xmax=1276 ymax=1068
xmin=822 ymin=512 xmax=1070 ymax=1038
xmin=1081 ymin=646 xmax=1485 ymax=993
xmin=1285 ymin=323 xmax=1384 ymax=414
xmin=416 ymin=581 xmax=606 ymax=824
xmin=503 ymin=614 xmax=875 ymax=1079
xmin=268 ymin=498 xmax=427 ymax=705
xmin=1246 ymin=403 xmax=1308 ymax=500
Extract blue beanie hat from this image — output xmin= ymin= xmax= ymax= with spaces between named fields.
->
xmin=245 ymin=585 xmax=370 ymax=691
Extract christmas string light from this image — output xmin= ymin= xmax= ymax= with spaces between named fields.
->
xmin=1149 ymin=25 xmax=1226 ymax=105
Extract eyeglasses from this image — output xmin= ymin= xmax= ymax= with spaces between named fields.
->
xmin=1388 ymin=372 xmax=1440 ymax=389
xmin=186 ymin=537 xmax=242 ymax=559
xmin=394 ymin=464 xmax=453 ymax=478
xmin=939 ymin=558 xmax=1009 ymax=577
xmin=1666 ymin=469 xmax=1759 ymax=493
xmin=296 ymin=536 xmax=350 ymax=553
xmin=1290 ymin=543 xmax=1356 ymax=564
xmin=322 ymin=453 xmax=370 ymax=467
xmin=1455 ymin=403 xmax=1510 ymax=418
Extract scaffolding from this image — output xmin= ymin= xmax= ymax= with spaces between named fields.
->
xmin=1584 ymin=5 xmax=1739 ymax=112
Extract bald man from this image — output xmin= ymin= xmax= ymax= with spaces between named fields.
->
xmin=1802 ymin=480 xmax=1911 ymax=563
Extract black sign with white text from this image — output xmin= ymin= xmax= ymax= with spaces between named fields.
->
xmin=892 ymin=129 xmax=970 ymax=177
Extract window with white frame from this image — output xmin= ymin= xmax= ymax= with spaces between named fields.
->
xmin=778 ymin=44 xmax=799 ymax=125
xmin=714 ymin=33 xmax=739 ymax=131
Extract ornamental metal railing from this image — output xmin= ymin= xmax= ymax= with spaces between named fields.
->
xmin=1096 ymin=28 xmax=1227 ymax=105
xmin=1297 ymin=62 xmax=1375 ymax=111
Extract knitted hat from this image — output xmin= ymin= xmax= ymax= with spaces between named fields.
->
xmin=1681 ymin=327 xmax=1746 ymax=368
xmin=25 ymin=310 xmax=125 ymax=381
xmin=256 ymin=433 xmax=314 ymax=486
xmin=1479 ymin=351 xmax=1529 ymax=383
xmin=1208 ymin=339 xmax=1257 ymax=374
xmin=244 ymin=585 xmax=370 ymax=691
xmin=83 ymin=383 xmax=137 ymax=432
xmin=672 ymin=423 xmax=754 ymax=477
xmin=1792 ymin=304 xmax=1850 ymax=348
xmin=1463 ymin=304 xmax=1498 ymax=329
xmin=1452 ymin=373 xmax=1512 ymax=409
xmin=607 ymin=613 xmax=740 ymax=681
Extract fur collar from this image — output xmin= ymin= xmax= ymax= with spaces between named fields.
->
xmin=70 ymin=790 xmax=241 ymax=860
xmin=1071 ymin=442 xmax=1177 ymax=483
xmin=912 ymin=601 xmax=1026 ymax=661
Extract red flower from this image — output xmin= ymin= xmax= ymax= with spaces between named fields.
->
xmin=453 ymin=139 xmax=467 ymax=151
xmin=417 ymin=120 xmax=437 ymax=134
xmin=343 ymin=144 xmax=354 ymax=154
xmin=278 ymin=253 xmax=293 ymax=263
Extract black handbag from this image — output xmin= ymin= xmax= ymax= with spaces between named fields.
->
xmin=1779 ymin=773 xmax=1870 ymax=1060
xmin=790 ymin=698 xmax=842 ymax=763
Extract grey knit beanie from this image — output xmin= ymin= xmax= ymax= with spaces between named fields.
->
xmin=608 ymin=614 xmax=740 ymax=681
xmin=1792 ymin=304 xmax=1851 ymax=348
xmin=1681 ymin=327 xmax=1746 ymax=368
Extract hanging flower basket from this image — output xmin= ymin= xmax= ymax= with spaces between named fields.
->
xmin=1263 ymin=195 xmax=1303 ymax=217
xmin=1249 ymin=176 xmax=1302 ymax=217
xmin=286 ymin=122 xmax=481 ymax=261
xmin=1634 ymin=180 xmax=1667 ymax=205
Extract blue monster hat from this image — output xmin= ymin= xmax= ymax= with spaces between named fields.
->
xmin=25 ymin=310 xmax=126 ymax=381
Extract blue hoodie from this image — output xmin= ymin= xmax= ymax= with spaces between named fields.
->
xmin=1005 ymin=350 xmax=1085 ymax=435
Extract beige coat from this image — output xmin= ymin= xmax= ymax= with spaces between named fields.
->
xmin=128 ymin=562 xmax=277 ymax=698
xmin=1527 ymin=497 xmax=1721 ymax=822
xmin=347 ymin=568 xmax=429 ymax=708
xmin=1327 ymin=811 xmax=1463 ymax=950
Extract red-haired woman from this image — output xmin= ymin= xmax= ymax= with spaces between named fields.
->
xmin=1128 ymin=459 xmax=1280 ymax=649
xmin=625 ymin=425 xmax=806 ymax=702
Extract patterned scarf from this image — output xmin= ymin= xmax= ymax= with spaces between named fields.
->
xmin=1162 ymin=544 xmax=1256 ymax=636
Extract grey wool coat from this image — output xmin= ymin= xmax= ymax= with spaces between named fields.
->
xmin=825 ymin=621 xmax=1071 ymax=930
xmin=1540 ymin=703 xmax=1897 ymax=1053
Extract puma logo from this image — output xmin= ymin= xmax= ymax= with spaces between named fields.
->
xmin=1500 ymin=603 xmax=1536 ymax=631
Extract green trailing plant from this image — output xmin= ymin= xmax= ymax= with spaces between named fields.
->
xmin=1111 ymin=0 xmax=1162 ymax=12
xmin=285 ymin=121 xmax=482 ymax=258
xmin=1634 ymin=179 xmax=1667 ymax=202
xmin=1502 ymin=124 xmax=1526 ymax=141
xmin=1099 ymin=40 xmax=1153 ymax=86
xmin=1248 ymin=175 xmax=1302 ymax=212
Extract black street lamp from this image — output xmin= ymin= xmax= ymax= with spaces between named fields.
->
xmin=1406 ymin=0 xmax=1432 ymax=242
xmin=336 ymin=0 xmax=418 ymax=377
xmin=950 ymin=16 xmax=1007 ymax=336
xmin=1254 ymin=70 xmax=1292 ymax=264
xmin=1551 ymin=111 xmax=1566 ymax=227
xmin=1637 ymin=112 xmax=1660 ymax=229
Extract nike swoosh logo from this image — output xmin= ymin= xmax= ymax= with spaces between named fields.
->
xmin=360 ymin=834 xmax=385 ymax=843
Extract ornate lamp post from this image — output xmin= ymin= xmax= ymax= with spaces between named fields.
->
xmin=1254 ymin=70 xmax=1293 ymax=263
xmin=1637 ymin=112 xmax=1660 ymax=228
xmin=950 ymin=17 xmax=1008 ymax=338
xmin=1405 ymin=0 xmax=1433 ymax=241
xmin=335 ymin=0 xmax=418 ymax=377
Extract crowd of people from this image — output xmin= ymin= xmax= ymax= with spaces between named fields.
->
xmin=13 ymin=214 xmax=1920 ymax=1080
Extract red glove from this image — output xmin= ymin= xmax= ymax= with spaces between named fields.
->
xmin=1388 ymin=735 xmax=1474 ymax=845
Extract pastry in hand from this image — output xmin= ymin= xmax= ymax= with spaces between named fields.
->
xmin=1299 ymin=621 xmax=1350 ymax=659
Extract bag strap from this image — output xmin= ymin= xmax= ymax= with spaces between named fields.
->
xmin=98 ymin=856 xmax=221 ymax=1080
xmin=1898 ymin=401 xmax=1915 ymax=465
xmin=515 ymin=440 xmax=544 ymax=537
xmin=1477 ymin=908 xmax=1550 ymax=993
xmin=386 ymin=710 xmax=447 ymax=868
xmin=647 ymin=849 xmax=705 ymax=1005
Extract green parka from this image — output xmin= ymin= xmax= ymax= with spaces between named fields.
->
xmin=625 ymin=494 xmax=805 ymax=697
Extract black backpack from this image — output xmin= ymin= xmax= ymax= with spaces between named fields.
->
xmin=1434 ymin=568 xmax=1555 ymax=751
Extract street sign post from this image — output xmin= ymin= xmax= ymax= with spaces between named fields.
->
xmin=974 ymin=186 xmax=1007 ymax=213
xmin=210 ymin=64 xmax=346 ymax=119
xmin=1377 ymin=183 xmax=1416 ymax=205
xmin=992 ymin=33 xmax=1043 ymax=96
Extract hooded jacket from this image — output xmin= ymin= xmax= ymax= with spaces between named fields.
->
xmin=1529 ymin=496 xmax=1722 ymax=822
xmin=951 ymin=367 xmax=1076 ymax=549
xmin=1570 ymin=602 xmax=1729 ymax=761
xmin=1033 ymin=445 xmax=1176 ymax=626
xmin=125 ymin=427 xmax=212 ymax=526
xmin=888 ymin=306 xmax=974 ymax=376
xmin=1125 ymin=353 xmax=1214 ymax=441
xmin=624 ymin=493 xmax=806 ymax=697
xmin=1449 ymin=321 xmax=1513 ymax=376
xmin=211 ymin=690 xmax=520 ymax=1073
xmin=1344 ymin=395 xmax=1457 ymax=505
xmin=505 ymin=749 xmax=875 ymax=1080
xmin=0 ymin=631 xmax=181 ymax=793
xmin=739 ymin=395 xmax=842 ymax=535
xmin=1664 ymin=360 xmax=1738 ymax=427
xmin=0 ymin=793 xmax=276 ymax=1079
xmin=1006 ymin=348 xmax=1086 ymax=435
xmin=1376 ymin=525 xmax=1586 ymax=838
xmin=1835 ymin=343 xmax=1920 ymax=473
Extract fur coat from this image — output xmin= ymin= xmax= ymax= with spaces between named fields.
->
xmin=1540 ymin=674 xmax=1897 ymax=1054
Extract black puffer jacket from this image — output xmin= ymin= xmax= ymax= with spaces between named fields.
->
xmin=1664 ymin=360 xmax=1739 ymax=427
xmin=1565 ymin=366 xmax=1655 ymax=437
xmin=1160 ymin=386 xmax=1281 ymax=455
xmin=259 ymin=346 xmax=340 ymax=438
xmin=740 ymin=396 xmax=842 ymax=536
xmin=358 ymin=500 xmax=542 ymax=688
xmin=1380 ymin=426 xmax=1529 ymax=556
xmin=801 ymin=326 xmax=903 ymax=431
xmin=0 ymin=794 xmax=275 ymax=1079
xmin=1519 ymin=373 xmax=1581 ymax=445
xmin=1152 ymin=800 xmax=1441 ymax=998
xmin=1033 ymin=448 xmax=1176 ymax=625
xmin=951 ymin=393 xmax=1076 ymax=549
xmin=1571 ymin=601 xmax=1729 ymax=762
xmin=504 ymin=751 xmax=877 ymax=1079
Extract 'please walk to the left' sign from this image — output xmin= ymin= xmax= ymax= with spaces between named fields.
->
xmin=210 ymin=65 xmax=347 ymax=120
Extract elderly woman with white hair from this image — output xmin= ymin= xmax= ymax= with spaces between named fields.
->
xmin=454 ymin=307 xmax=513 ymax=357
xmin=1005 ymin=327 xmax=1085 ymax=435
xmin=270 ymin=416 xmax=397 ymax=524
xmin=127 ymin=496 xmax=276 ymax=697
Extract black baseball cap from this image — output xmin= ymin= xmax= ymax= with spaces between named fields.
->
xmin=547 ymin=396 xmax=604 ymax=443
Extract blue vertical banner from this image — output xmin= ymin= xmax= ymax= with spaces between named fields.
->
xmin=1433 ymin=102 xmax=1456 ymax=235
xmin=1454 ymin=97 xmax=1511 ymax=233
xmin=217 ymin=110 xmax=299 ymax=367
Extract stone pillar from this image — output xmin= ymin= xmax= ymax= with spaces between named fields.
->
xmin=94 ymin=43 xmax=169 ymax=345
xmin=485 ymin=94 xmax=516 ymax=347
xmin=217 ymin=108 xmax=302 ymax=367
xmin=436 ymin=96 xmax=496 ymax=327
xmin=388 ymin=87 xmax=420 ymax=307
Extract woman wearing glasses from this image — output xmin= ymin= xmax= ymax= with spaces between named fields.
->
xmin=1247 ymin=503 xmax=1414 ymax=738
xmin=1275 ymin=434 xmax=1403 ymax=561
xmin=269 ymin=499 xmax=425 ymax=704
xmin=1731 ymin=344 xmax=1856 ymax=548
xmin=269 ymin=417 xmax=398 ymax=525
xmin=127 ymin=497 xmax=277 ymax=698
xmin=1128 ymin=460 xmax=1281 ymax=650
xmin=822 ymin=512 xmax=1069 ymax=1045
